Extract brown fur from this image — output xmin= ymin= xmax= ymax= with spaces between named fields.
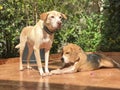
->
xmin=51 ymin=43 xmax=120 ymax=75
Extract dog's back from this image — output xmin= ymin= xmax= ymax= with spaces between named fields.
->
xmin=20 ymin=26 xmax=34 ymax=38
xmin=77 ymin=54 xmax=101 ymax=71
xmin=15 ymin=26 xmax=34 ymax=49
xmin=78 ymin=53 xmax=120 ymax=72
xmin=87 ymin=54 xmax=101 ymax=69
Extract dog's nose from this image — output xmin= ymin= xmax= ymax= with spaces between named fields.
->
xmin=61 ymin=57 xmax=64 ymax=62
xmin=57 ymin=21 xmax=62 ymax=26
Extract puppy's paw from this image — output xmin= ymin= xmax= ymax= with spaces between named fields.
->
xmin=40 ymin=72 xmax=52 ymax=77
xmin=50 ymin=69 xmax=61 ymax=75
xmin=41 ymin=73 xmax=47 ymax=77
xmin=45 ymin=72 xmax=52 ymax=76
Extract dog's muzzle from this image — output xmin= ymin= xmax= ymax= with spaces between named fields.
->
xmin=57 ymin=21 xmax=62 ymax=28
xmin=61 ymin=57 xmax=64 ymax=63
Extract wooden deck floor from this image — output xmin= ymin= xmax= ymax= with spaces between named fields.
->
xmin=0 ymin=53 xmax=120 ymax=90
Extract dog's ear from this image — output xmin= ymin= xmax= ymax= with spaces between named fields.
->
xmin=72 ymin=44 xmax=82 ymax=54
xmin=40 ymin=12 xmax=48 ymax=21
xmin=61 ymin=13 xmax=67 ymax=19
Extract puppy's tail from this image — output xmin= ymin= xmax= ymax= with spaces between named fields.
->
xmin=112 ymin=59 xmax=120 ymax=69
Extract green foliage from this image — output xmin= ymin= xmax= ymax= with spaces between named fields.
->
xmin=75 ymin=14 xmax=104 ymax=51
xmin=0 ymin=0 xmax=24 ymax=57
xmin=0 ymin=0 xmax=120 ymax=58
xmin=99 ymin=0 xmax=120 ymax=51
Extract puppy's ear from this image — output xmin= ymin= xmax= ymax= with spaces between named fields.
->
xmin=40 ymin=12 xmax=48 ymax=21
xmin=72 ymin=44 xmax=81 ymax=54
xmin=61 ymin=13 xmax=67 ymax=19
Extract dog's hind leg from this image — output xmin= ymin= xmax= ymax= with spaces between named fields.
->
xmin=19 ymin=41 xmax=26 ymax=71
xmin=26 ymin=42 xmax=33 ymax=69
xmin=19 ymin=32 xmax=28 ymax=71
xmin=100 ymin=59 xmax=120 ymax=68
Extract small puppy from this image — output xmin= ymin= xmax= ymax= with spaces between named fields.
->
xmin=51 ymin=43 xmax=120 ymax=74
xmin=15 ymin=11 xmax=67 ymax=76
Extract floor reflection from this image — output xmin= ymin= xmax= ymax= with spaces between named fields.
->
xmin=16 ymin=69 xmax=120 ymax=90
xmin=0 ymin=79 xmax=119 ymax=90
xmin=37 ymin=78 xmax=50 ymax=90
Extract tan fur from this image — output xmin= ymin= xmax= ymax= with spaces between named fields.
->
xmin=51 ymin=43 xmax=120 ymax=75
xmin=15 ymin=11 xmax=67 ymax=76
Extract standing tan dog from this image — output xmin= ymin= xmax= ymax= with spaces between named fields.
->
xmin=51 ymin=43 xmax=120 ymax=74
xmin=15 ymin=11 xmax=67 ymax=76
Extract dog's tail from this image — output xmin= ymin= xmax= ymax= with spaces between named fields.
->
xmin=15 ymin=44 xmax=20 ymax=49
xmin=112 ymin=59 xmax=120 ymax=69
xmin=15 ymin=44 xmax=20 ymax=52
xmin=15 ymin=44 xmax=20 ymax=53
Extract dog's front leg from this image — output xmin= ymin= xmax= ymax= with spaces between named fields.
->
xmin=34 ymin=46 xmax=44 ymax=76
xmin=51 ymin=66 xmax=77 ymax=75
xmin=51 ymin=62 xmax=79 ymax=75
xmin=45 ymin=49 xmax=51 ymax=75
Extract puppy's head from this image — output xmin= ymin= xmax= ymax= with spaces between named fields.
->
xmin=61 ymin=43 xmax=82 ymax=64
xmin=40 ymin=10 xmax=67 ymax=31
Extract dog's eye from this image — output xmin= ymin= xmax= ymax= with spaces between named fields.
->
xmin=59 ymin=16 xmax=62 ymax=19
xmin=66 ymin=52 xmax=70 ymax=54
xmin=51 ymin=16 xmax=54 ymax=18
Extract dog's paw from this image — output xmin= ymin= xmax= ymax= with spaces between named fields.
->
xmin=40 ymin=72 xmax=52 ymax=77
xmin=45 ymin=72 xmax=52 ymax=76
xmin=27 ymin=66 xmax=32 ymax=70
xmin=19 ymin=66 xmax=24 ymax=71
xmin=45 ymin=68 xmax=50 ymax=74
xmin=50 ymin=69 xmax=61 ymax=75
xmin=41 ymin=73 xmax=47 ymax=77
xmin=38 ymin=68 xmax=52 ymax=77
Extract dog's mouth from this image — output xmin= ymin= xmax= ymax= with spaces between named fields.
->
xmin=61 ymin=57 xmax=80 ymax=65
xmin=61 ymin=62 xmax=74 ymax=69
xmin=61 ymin=57 xmax=74 ymax=65
xmin=47 ymin=24 xmax=62 ymax=34
xmin=57 ymin=23 xmax=62 ymax=29
xmin=54 ymin=25 xmax=62 ymax=30
xmin=54 ymin=21 xmax=62 ymax=30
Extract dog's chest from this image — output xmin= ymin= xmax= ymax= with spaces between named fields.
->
xmin=40 ymin=34 xmax=53 ymax=48
xmin=43 ymin=36 xmax=51 ymax=42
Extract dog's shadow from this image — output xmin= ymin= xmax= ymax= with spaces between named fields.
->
xmin=29 ymin=60 xmax=62 ymax=71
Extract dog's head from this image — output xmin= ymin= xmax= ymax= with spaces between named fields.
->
xmin=61 ymin=43 xmax=82 ymax=64
xmin=40 ymin=10 xmax=67 ymax=31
